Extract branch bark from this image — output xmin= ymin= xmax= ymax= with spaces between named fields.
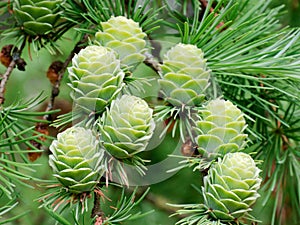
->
xmin=43 ymin=34 xmax=89 ymax=121
xmin=0 ymin=41 xmax=26 ymax=104
xmin=143 ymin=52 xmax=162 ymax=75
xmin=0 ymin=60 xmax=16 ymax=104
xmin=91 ymin=190 xmax=106 ymax=225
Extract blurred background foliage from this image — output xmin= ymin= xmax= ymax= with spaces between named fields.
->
xmin=0 ymin=0 xmax=299 ymax=225
xmin=271 ymin=0 xmax=300 ymax=27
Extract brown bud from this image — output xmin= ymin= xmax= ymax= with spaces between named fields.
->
xmin=35 ymin=123 xmax=49 ymax=142
xmin=181 ymin=138 xmax=198 ymax=157
xmin=28 ymin=123 xmax=49 ymax=161
xmin=0 ymin=45 xmax=14 ymax=67
xmin=28 ymin=141 xmax=42 ymax=162
xmin=47 ymin=61 xmax=63 ymax=85
xmin=15 ymin=58 xmax=27 ymax=71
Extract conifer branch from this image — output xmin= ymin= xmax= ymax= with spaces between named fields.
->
xmin=28 ymin=36 xmax=89 ymax=161
xmin=144 ymin=191 xmax=184 ymax=218
xmin=0 ymin=1 xmax=299 ymax=224
xmin=44 ymin=35 xmax=89 ymax=121
xmin=199 ymin=0 xmax=209 ymax=10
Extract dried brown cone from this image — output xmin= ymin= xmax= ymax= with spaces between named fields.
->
xmin=46 ymin=61 xmax=64 ymax=85
xmin=28 ymin=123 xmax=49 ymax=162
xmin=0 ymin=45 xmax=14 ymax=67
xmin=28 ymin=99 xmax=72 ymax=161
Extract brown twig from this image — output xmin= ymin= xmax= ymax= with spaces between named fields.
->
xmin=143 ymin=52 xmax=162 ymax=75
xmin=199 ymin=0 xmax=210 ymax=11
xmin=27 ymin=36 xmax=88 ymax=161
xmin=145 ymin=192 xmax=184 ymax=218
xmin=143 ymin=34 xmax=163 ymax=75
xmin=7 ymin=0 xmax=13 ymax=14
xmin=0 ymin=60 xmax=16 ymax=104
xmin=92 ymin=190 xmax=106 ymax=225
xmin=43 ymin=35 xmax=89 ymax=121
xmin=0 ymin=41 xmax=26 ymax=105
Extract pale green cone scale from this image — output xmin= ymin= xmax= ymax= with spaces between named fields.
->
xmin=95 ymin=16 xmax=147 ymax=69
xmin=194 ymin=99 xmax=248 ymax=158
xmin=14 ymin=0 xmax=63 ymax=36
xmin=159 ymin=43 xmax=210 ymax=107
xmin=100 ymin=95 xmax=155 ymax=159
xmin=202 ymin=152 xmax=262 ymax=221
xmin=68 ymin=45 xmax=124 ymax=113
xmin=49 ymin=127 xmax=106 ymax=194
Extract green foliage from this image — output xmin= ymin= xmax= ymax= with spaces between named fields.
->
xmin=39 ymin=185 xmax=152 ymax=225
xmin=0 ymin=94 xmax=56 ymax=223
xmin=0 ymin=0 xmax=299 ymax=224
xmin=0 ymin=200 xmax=29 ymax=224
xmin=0 ymin=94 xmax=54 ymax=197
xmin=63 ymin=0 xmax=161 ymax=35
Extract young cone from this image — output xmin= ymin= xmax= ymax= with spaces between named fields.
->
xmin=99 ymin=94 xmax=155 ymax=159
xmin=68 ymin=45 xmax=124 ymax=113
xmin=49 ymin=127 xmax=106 ymax=194
xmin=202 ymin=152 xmax=262 ymax=221
xmin=95 ymin=16 xmax=147 ymax=69
xmin=13 ymin=0 xmax=63 ymax=36
xmin=158 ymin=43 xmax=210 ymax=107
xmin=194 ymin=99 xmax=247 ymax=158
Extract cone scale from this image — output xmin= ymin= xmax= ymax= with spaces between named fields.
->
xmin=194 ymin=99 xmax=248 ymax=158
xmin=68 ymin=45 xmax=124 ymax=113
xmin=13 ymin=0 xmax=63 ymax=36
xmin=202 ymin=152 xmax=262 ymax=221
xmin=99 ymin=94 xmax=155 ymax=159
xmin=49 ymin=127 xmax=106 ymax=194
xmin=159 ymin=43 xmax=210 ymax=107
xmin=95 ymin=16 xmax=147 ymax=69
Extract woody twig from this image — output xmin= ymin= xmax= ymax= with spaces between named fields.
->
xmin=44 ymin=35 xmax=89 ymax=121
xmin=0 ymin=41 xmax=26 ymax=104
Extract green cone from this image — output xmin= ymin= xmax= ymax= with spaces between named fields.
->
xmin=194 ymin=99 xmax=247 ymax=158
xmin=100 ymin=94 xmax=155 ymax=159
xmin=68 ymin=45 xmax=124 ymax=113
xmin=13 ymin=0 xmax=63 ymax=36
xmin=202 ymin=152 xmax=262 ymax=221
xmin=95 ymin=16 xmax=147 ymax=69
xmin=158 ymin=43 xmax=210 ymax=107
xmin=49 ymin=127 xmax=106 ymax=194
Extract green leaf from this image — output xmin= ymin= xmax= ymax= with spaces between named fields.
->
xmin=43 ymin=206 xmax=73 ymax=225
